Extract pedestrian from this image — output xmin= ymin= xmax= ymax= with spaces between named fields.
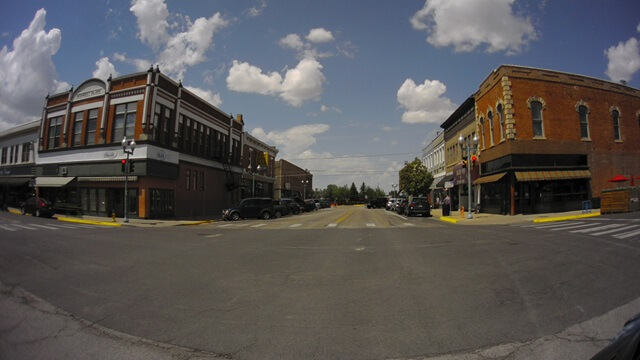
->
xmin=443 ymin=193 xmax=451 ymax=216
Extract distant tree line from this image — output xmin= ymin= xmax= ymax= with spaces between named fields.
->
xmin=312 ymin=182 xmax=387 ymax=204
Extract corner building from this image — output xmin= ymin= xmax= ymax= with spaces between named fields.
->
xmin=38 ymin=67 xmax=244 ymax=219
xmin=474 ymin=65 xmax=640 ymax=215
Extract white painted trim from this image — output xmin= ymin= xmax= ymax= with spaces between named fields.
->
xmin=111 ymin=94 xmax=144 ymax=105
xmin=155 ymin=96 xmax=175 ymax=109
xmin=47 ymin=110 xmax=66 ymax=119
xmin=178 ymin=107 xmax=227 ymax=134
xmin=72 ymin=101 xmax=104 ymax=113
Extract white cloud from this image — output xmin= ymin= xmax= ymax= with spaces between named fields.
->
xmin=227 ymin=58 xmax=326 ymax=107
xmin=251 ymin=124 xmax=329 ymax=157
xmin=605 ymin=37 xmax=640 ymax=83
xmin=397 ymin=78 xmax=456 ymax=124
xmin=130 ymin=0 xmax=170 ymax=51
xmin=410 ymin=0 xmax=537 ymax=54
xmin=279 ymin=34 xmax=305 ymax=51
xmin=306 ymin=28 xmax=334 ymax=43
xmin=0 ymin=8 xmax=69 ymax=131
xmin=92 ymin=57 xmax=119 ymax=81
xmin=184 ymin=86 xmax=222 ymax=107
xmin=246 ymin=0 xmax=267 ymax=18
xmin=129 ymin=0 xmax=229 ymax=79
xmin=111 ymin=52 xmax=152 ymax=72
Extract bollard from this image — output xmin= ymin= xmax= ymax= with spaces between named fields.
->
xmin=460 ymin=205 xmax=465 ymax=218
xmin=112 ymin=210 xmax=116 ymax=222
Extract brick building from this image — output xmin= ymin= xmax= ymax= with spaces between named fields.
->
xmin=274 ymin=159 xmax=313 ymax=199
xmin=473 ymin=65 xmax=640 ymax=215
xmin=0 ymin=120 xmax=39 ymax=208
xmin=37 ymin=67 xmax=246 ymax=219
xmin=242 ymin=130 xmax=278 ymax=198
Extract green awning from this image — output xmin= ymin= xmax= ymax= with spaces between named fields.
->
xmin=473 ymin=172 xmax=507 ymax=185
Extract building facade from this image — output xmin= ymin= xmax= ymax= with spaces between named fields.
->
xmin=37 ymin=68 xmax=246 ymax=219
xmin=0 ymin=120 xmax=39 ymax=208
xmin=440 ymin=97 xmax=479 ymax=211
xmin=474 ymin=65 xmax=640 ymax=215
xmin=242 ymin=130 xmax=278 ymax=199
xmin=422 ymin=131 xmax=445 ymax=205
xmin=274 ymin=159 xmax=313 ymax=199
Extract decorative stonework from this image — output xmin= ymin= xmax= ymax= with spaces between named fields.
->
xmin=501 ymin=76 xmax=516 ymax=140
xmin=526 ymin=96 xmax=547 ymax=109
xmin=575 ymin=100 xmax=590 ymax=113
xmin=609 ymin=106 xmax=621 ymax=117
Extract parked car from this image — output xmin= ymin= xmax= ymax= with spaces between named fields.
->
xmin=303 ymin=199 xmax=318 ymax=212
xmin=280 ymin=198 xmax=301 ymax=215
xmin=404 ymin=196 xmax=430 ymax=217
xmin=396 ymin=198 xmax=408 ymax=215
xmin=293 ymin=198 xmax=308 ymax=212
xmin=320 ymin=199 xmax=331 ymax=208
xmin=271 ymin=199 xmax=287 ymax=218
xmin=367 ymin=197 xmax=388 ymax=209
xmin=20 ymin=196 xmax=55 ymax=218
xmin=386 ymin=198 xmax=397 ymax=210
xmin=590 ymin=312 xmax=640 ymax=360
xmin=222 ymin=197 xmax=274 ymax=220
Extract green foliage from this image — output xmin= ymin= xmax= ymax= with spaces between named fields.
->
xmin=399 ymin=157 xmax=434 ymax=197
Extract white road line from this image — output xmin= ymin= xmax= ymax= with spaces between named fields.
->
xmin=217 ymin=223 xmax=235 ymax=228
xmin=571 ymin=223 xmax=626 ymax=233
xmin=366 ymin=223 xmax=376 ymax=227
xmin=11 ymin=224 xmax=38 ymax=230
xmin=29 ymin=224 xmax=59 ymax=230
xmin=591 ymin=225 xmax=639 ymax=236
xmin=327 ymin=223 xmax=338 ymax=228
xmin=50 ymin=224 xmax=80 ymax=229
xmin=550 ymin=223 xmax=599 ymax=231
xmin=533 ymin=222 xmax=586 ymax=229
xmin=0 ymin=225 xmax=17 ymax=231
xmin=290 ymin=224 xmax=303 ymax=228
xmin=205 ymin=234 xmax=223 ymax=238
xmin=613 ymin=228 xmax=640 ymax=239
xmin=403 ymin=223 xmax=415 ymax=227
xmin=251 ymin=223 xmax=266 ymax=228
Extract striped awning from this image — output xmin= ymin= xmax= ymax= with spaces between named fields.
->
xmin=473 ymin=172 xmax=507 ymax=185
xmin=515 ymin=170 xmax=591 ymax=182
xmin=35 ymin=177 xmax=75 ymax=187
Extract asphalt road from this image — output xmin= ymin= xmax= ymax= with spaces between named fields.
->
xmin=1 ymin=207 xmax=639 ymax=359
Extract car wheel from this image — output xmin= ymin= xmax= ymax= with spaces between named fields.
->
xmin=275 ymin=211 xmax=282 ymax=218
xmin=231 ymin=212 xmax=240 ymax=221
xmin=20 ymin=206 xmax=26 ymax=215
xmin=261 ymin=211 xmax=271 ymax=220
xmin=35 ymin=209 xmax=41 ymax=217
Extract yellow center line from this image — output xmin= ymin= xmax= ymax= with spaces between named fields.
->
xmin=334 ymin=211 xmax=355 ymax=224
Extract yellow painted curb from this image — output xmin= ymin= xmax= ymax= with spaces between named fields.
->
xmin=57 ymin=217 xmax=122 ymax=227
xmin=438 ymin=216 xmax=459 ymax=224
xmin=533 ymin=211 xmax=601 ymax=223
xmin=177 ymin=220 xmax=212 ymax=226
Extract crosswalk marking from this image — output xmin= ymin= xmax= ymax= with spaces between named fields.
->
xmin=50 ymin=224 xmax=80 ymax=229
xmin=29 ymin=224 xmax=59 ymax=230
xmin=570 ymin=223 xmax=626 ymax=233
xmin=591 ymin=225 xmax=639 ymax=236
xmin=534 ymin=221 xmax=586 ymax=229
xmin=11 ymin=224 xmax=38 ymax=230
xmin=550 ymin=223 xmax=599 ymax=231
xmin=217 ymin=223 xmax=235 ymax=228
xmin=327 ymin=223 xmax=338 ymax=228
xmin=403 ymin=223 xmax=415 ymax=227
xmin=0 ymin=225 xmax=17 ymax=231
xmin=366 ymin=223 xmax=376 ymax=227
xmin=289 ymin=224 xmax=302 ymax=228
xmin=613 ymin=228 xmax=640 ymax=239
xmin=251 ymin=223 xmax=266 ymax=228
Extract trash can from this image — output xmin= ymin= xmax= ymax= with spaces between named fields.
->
xmin=442 ymin=203 xmax=450 ymax=216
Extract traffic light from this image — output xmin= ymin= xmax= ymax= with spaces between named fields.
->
xmin=129 ymin=160 xmax=135 ymax=173
xmin=121 ymin=159 xmax=127 ymax=173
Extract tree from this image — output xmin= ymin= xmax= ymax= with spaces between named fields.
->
xmin=359 ymin=182 xmax=366 ymax=199
xmin=399 ymin=157 xmax=434 ymax=197
xmin=349 ymin=182 xmax=359 ymax=202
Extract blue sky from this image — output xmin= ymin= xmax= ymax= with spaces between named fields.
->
xmin=1 ymin=0 xmax=639 ymax=192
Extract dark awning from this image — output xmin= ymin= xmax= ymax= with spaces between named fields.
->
xmin=473 ymin=172 xmax=507 ymax=185
xmin=0 ymin=177 xmax=31 ymax=186
xmin=515 ymin=170 xmax=591 ymax=182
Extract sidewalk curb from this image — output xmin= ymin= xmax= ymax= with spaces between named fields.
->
xmin=57 ymin=216 xmax=122 ymax=227
xmin=533 ymin=211 xmax=601 ymax=223
xmin=176 ymin=220 xmax=214 ymax=226
xmin=438 ymin=216 xmax=459 ymax=224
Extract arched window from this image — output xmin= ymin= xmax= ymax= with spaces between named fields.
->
xmin=497 ymin=103 xmax=505 ymax=141
xmin=577 ymin=104 xmax=589 ymax=139
xmin=479 ymin=117 xmax=485 ymax=149
xmin=611 ymin=107 xmax=621 ymax=141
xmin=487 ymin=110 xmax=494 ymax=146
xmin=527 ymin=97 xmax=545 ymax=138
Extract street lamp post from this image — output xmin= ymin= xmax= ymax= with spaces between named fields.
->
xmin=247 ymin=164 xmax=262 ymax=197
xmin=458 ymin=133 xmax=478 ymax=219
xmin=301 ymin=179 xmax=309 ymax=199
xmin=392 ymin=183 xmax=398 ymax=198
xmin=122 ymin=136 xmax=136 ymax=223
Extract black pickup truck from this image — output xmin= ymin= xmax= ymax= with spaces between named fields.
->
xmin=366 ymin=197 xmax=388 ymax=209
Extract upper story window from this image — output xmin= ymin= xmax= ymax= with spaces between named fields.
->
xmin=0 ymin=147 xmax=6 ymax=164
xmin=21 ymin=142 xmax=31 ymax=163
xmin=153 ymin=104 xmax=173 ymax=147
xmin=487 ymin=110 xmax=495 ymax=146
xmin=479 ymin=117 xmax=486 ymax=149
xmin=47 ymin=116 xmax=62 ymax=149
xmin=72 ymin=111 xmax=84 ymax=146
xmin=497 ymin=103 xmax=505 ymax=141
xmin=577 ymin=104 xmax=590 ymax=139
xmin=86 ymin=109 xmax=98 ymax=145
xmin=526 ymin=97 xmax=545 ymax=138
xmin=611 ymin=107 xmax=621 ymax=141
xmin=113 ymin=102 xmax=136 ymax=143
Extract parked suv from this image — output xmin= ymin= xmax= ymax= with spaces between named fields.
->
xmin=20 ymin=196 xmax=55 ymax=218
xmin=222 ymin=198 xmax=274 ymax=220
xmin=405 ymin=196 xmax=430 ymax=217
xmin=280 ymin=198 xmax=301 ymax=214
